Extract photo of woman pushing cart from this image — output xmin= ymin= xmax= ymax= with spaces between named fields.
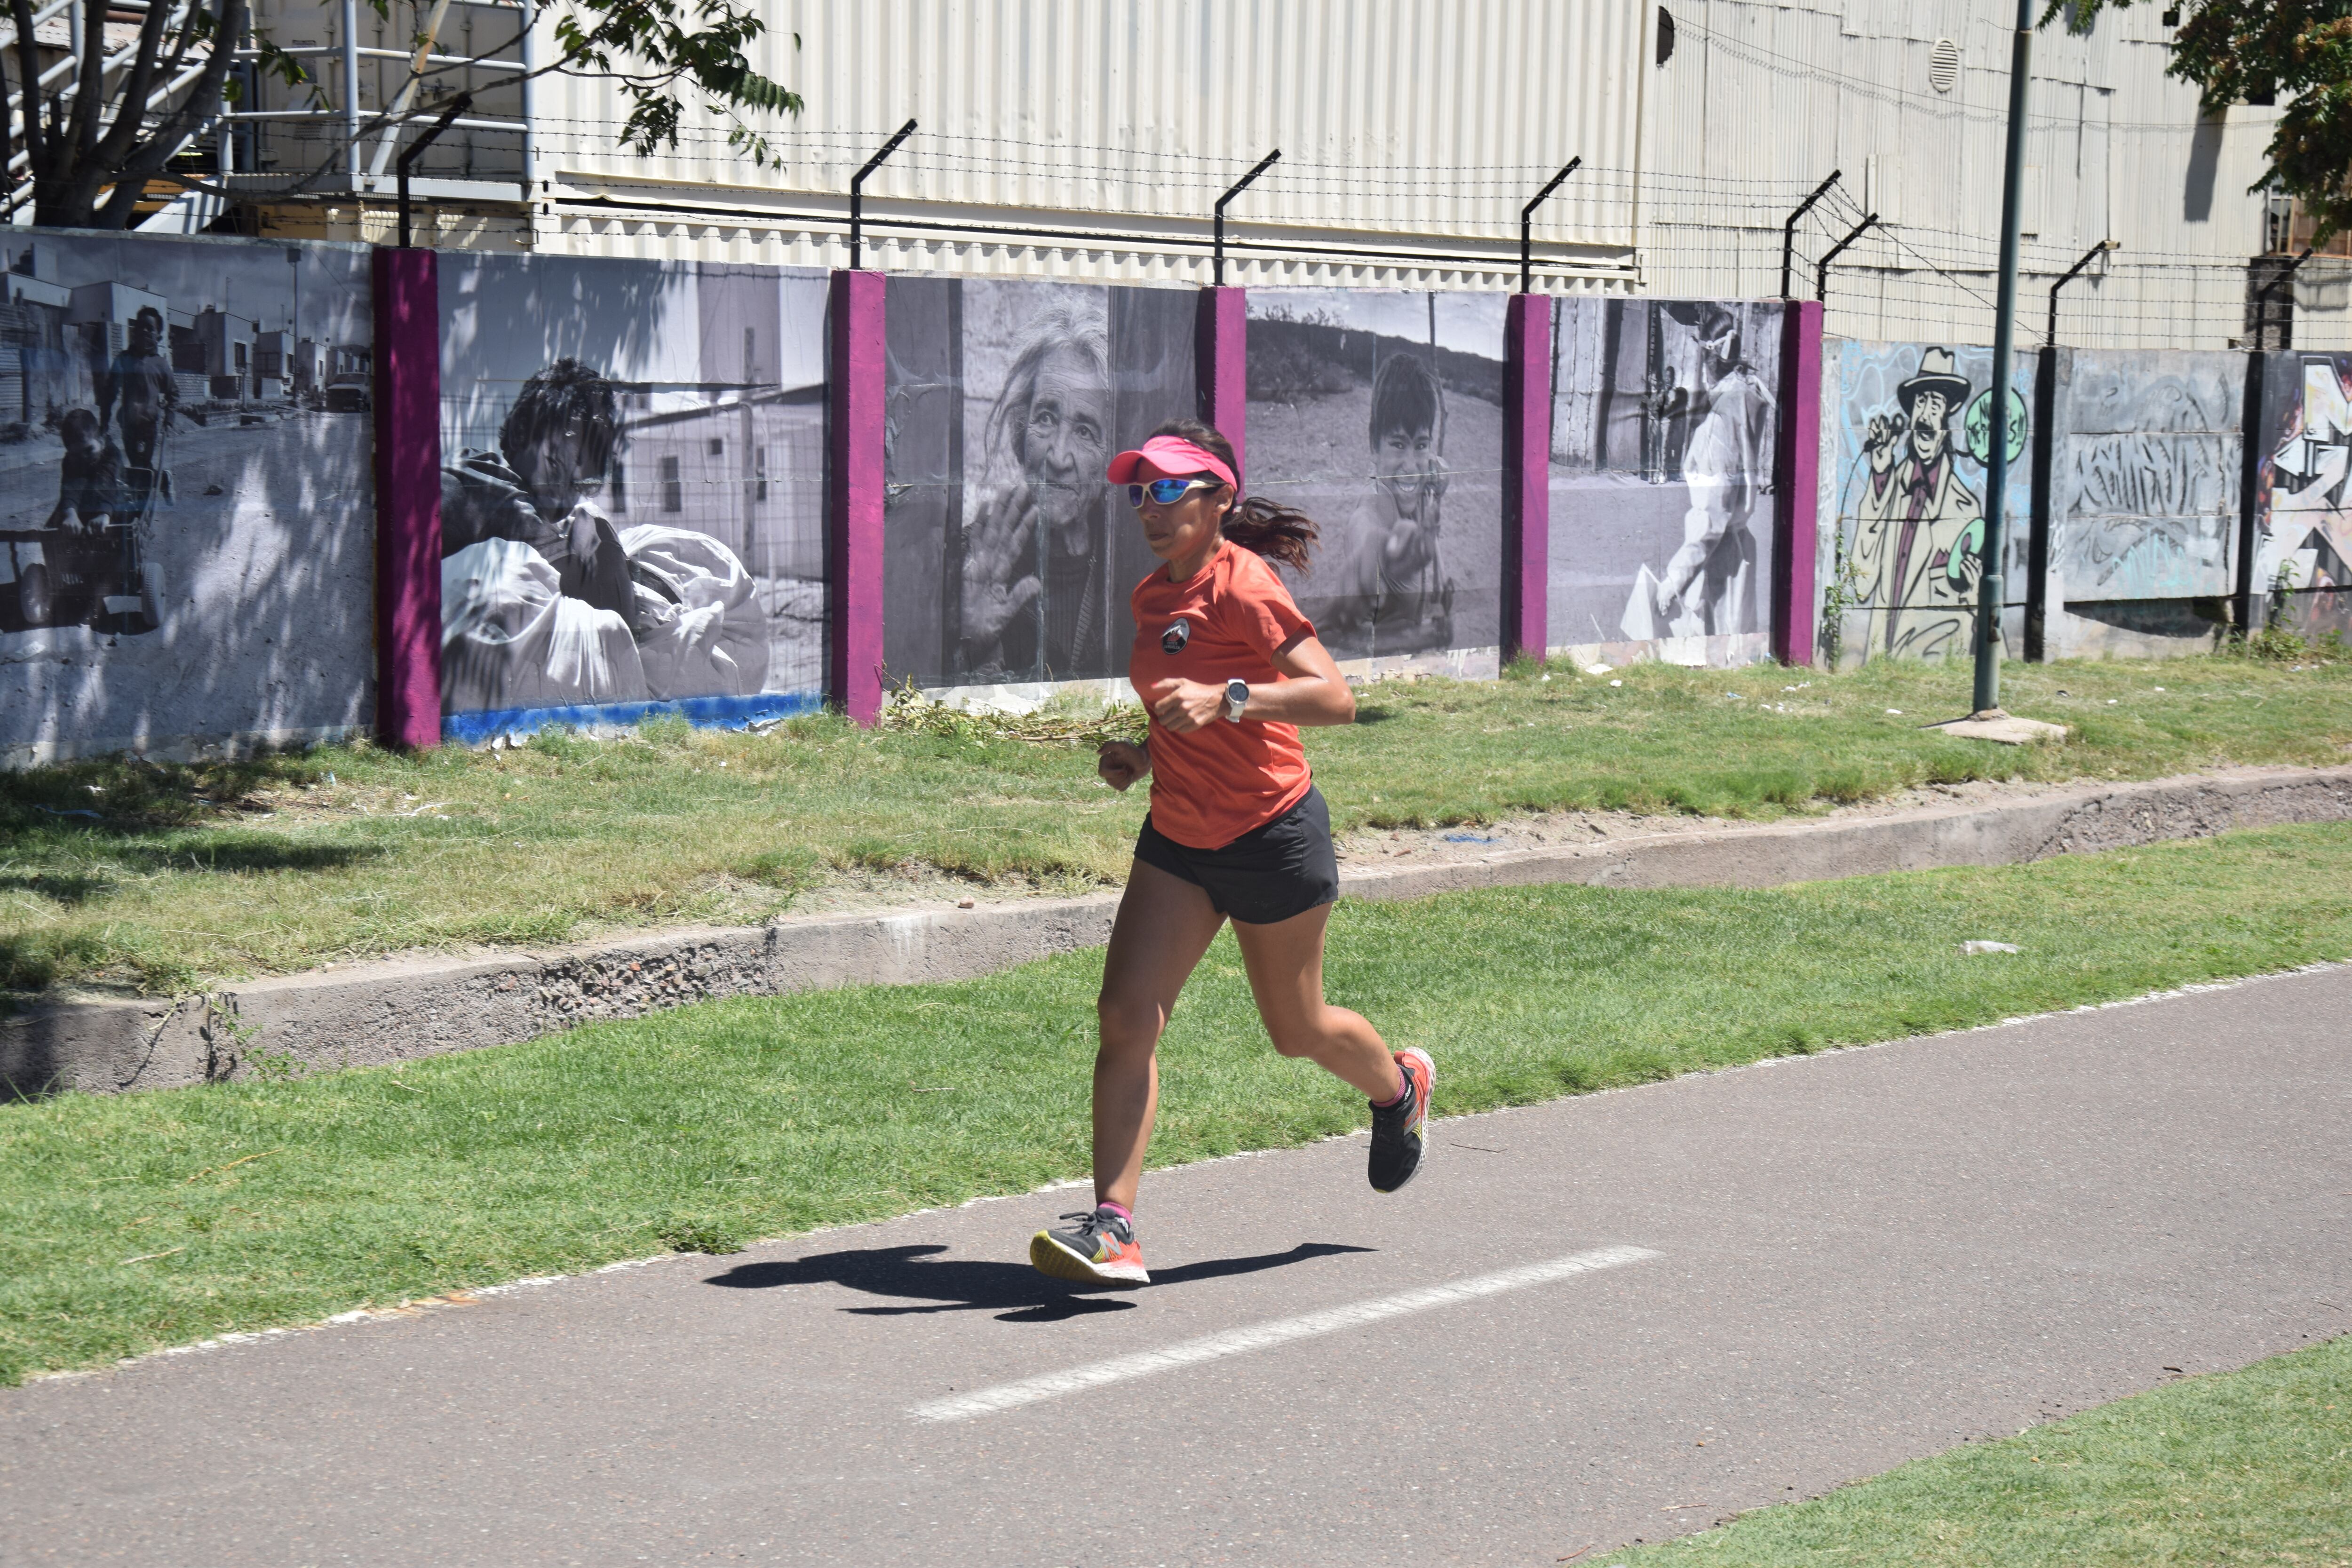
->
xmin=1 ymin=403 xmax=167 ymax=635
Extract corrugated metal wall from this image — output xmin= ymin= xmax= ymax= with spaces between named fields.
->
xmin=255 ymin=0 xmax=2336 ymax=347
xmin=1642 ymin=0 xmax=2328 ymax=351
xmin=522 ymin=0 xmax=1649 ymax=288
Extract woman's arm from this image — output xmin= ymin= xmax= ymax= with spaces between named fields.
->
xmin=1145 ymin=631 xmax=1356 ymax=732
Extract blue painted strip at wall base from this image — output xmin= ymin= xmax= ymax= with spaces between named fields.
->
xmin=442 ymin=691 xmax=826 ymax=746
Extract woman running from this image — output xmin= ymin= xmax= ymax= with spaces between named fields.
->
xmin=1030 ymin=419 xmax=1434 ymax=1288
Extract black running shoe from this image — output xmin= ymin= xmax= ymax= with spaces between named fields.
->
xmin=1367 ymin=1047 xmax=1434 ymax=1193
xmin=1029 ymin=1206 xmax=1150 ymax=1286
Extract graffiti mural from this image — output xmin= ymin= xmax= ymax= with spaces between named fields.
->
xmin=2254 ymin=353 xmax=2352 ymax=637
xmin=1830 ymin=342 xmax=2032 ymax=665
xmin=0 ymin=233 xmax=374 ymax=764
xmin=883 ymin=278 xmax=1194 ymax=693
xmin=2048 ymin=351 xmax=2241 ymax=655
xmin=1247 ymin=289 xmax=1505 ymax=667
xmin=437 ymin=256 xmax=829 ymax=737
xmin=1546 ymin=297 xmax=1784 ymax=665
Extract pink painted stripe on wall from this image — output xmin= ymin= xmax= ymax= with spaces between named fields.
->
xmin=371 ymin=247 xmax=443 ymax=750
xmin=1196 ymin=287 xmax=1248 ymax=479
xmin=1504 ymin=293 xmax=1551 ymax=663
xmin=1774 ymin=300 xmax=1825 ymax=669
xmin=829 ymin=270 xmax=887 ymax=726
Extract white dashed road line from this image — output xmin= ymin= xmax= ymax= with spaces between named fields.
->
xmin=911 ymin=1244 xmax=1662 ymax=1422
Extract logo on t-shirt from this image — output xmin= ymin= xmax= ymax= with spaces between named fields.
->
xmin=1160 ymin=618 xmax=1191 ymax=655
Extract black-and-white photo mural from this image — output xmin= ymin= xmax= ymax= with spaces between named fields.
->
xmin=882 ymin=277 xmax=1195 ymax=693
xmin=0 ymin=232 xmax=375 ymax=764
xmin=437 ymin=255 xmax=828 ymax=739
xmin=1548 ymin=296 xmax=1787 ymax=666
xmin=1245 ymin=289 xmax=1507 ymax=668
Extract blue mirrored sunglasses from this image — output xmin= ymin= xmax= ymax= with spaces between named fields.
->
xmin=1125 ymin=476 xmax=1219 ymax=508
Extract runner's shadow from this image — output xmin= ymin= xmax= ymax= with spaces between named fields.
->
xmin=704 ymin=1241 xmax=1375 ymax=1323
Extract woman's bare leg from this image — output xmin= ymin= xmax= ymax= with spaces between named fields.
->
xmin=1093 ymin=859 xmax=1226 ymax=1213
xmin=1229 ymin=903 xmax=1405 ymax=1101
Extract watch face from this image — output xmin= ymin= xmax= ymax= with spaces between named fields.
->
xmin=1226 ymin=680 xmax=1249 ymax=702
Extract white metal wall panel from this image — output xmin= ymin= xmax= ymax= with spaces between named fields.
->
xmin=526 ymin=0 xmax=1646 ymax=262
xmin=1641 ymin=0 xmax=2289 ymax=350
xmin=249 ymin=0 xmax=2318 ymax=343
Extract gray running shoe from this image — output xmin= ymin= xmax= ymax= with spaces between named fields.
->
xmin=1030 ymin=1206 xmax=1149 ymax=1286
xmin=1368 ymin=1047 xmax=1434 ymax=1193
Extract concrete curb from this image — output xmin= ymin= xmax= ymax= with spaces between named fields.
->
xmin=7 ymin=765 xmax=2348 ymax=1097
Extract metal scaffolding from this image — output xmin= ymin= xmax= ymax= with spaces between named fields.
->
xmin=2 ymin=0 xmax=533 ymax=229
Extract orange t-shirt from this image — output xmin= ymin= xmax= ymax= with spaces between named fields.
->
xmin=1128 ymin=540 xmax=1316 ymax=850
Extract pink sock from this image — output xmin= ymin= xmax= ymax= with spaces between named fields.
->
xmin=1097 ymin=1200 xmax=1132 ymax=1222
xmin=1370 ymin=1075 xmax=1408 ymax=1109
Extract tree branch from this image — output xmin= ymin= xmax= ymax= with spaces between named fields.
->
xmin=60 ymin=0 xmax=109 ymax=173
xmin=92 ymin=0 xmax=181 ymax=170
xmin=96 ymin=0 xmax=246 ymax=229
xmin=8 ymin=0 xmax=48 ymax=183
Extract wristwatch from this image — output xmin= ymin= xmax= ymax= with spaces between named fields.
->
xmin=1223 ymin=678 xmax=1251 ymax=723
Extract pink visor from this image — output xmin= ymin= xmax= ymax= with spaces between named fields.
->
xmin=1105 ymin=435 xmax=1236 ymax=492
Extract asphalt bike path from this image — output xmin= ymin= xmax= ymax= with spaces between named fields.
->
xmin=4 ymin=967 xmax=2348 ymax=1565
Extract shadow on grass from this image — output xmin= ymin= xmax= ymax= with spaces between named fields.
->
xmin=705 ymin=1240 xmax=1374 ymax=1323
xmin=1 ymin=839 xmax=386 ymax=902
xmin=0 ymin=752 xmax=347 ymax=835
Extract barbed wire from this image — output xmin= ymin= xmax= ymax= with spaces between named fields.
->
xmin=228 ymin=58 xmax=2316 ymax=354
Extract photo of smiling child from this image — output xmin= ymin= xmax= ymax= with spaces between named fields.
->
xmin=1319 ymin=350 xmax=1455 ymax=653
xmin=1244 ymin=289 xmax=1506 ymax=664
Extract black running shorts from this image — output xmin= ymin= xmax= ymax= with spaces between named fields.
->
xmin=1133 ymin=784 xmax=1340 ymax=926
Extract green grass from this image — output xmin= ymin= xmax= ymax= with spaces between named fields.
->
xmin=4 ymin=653 xmax=2348 ymax=994
xmin=1612 ymin=1333 xmax=2352 ymax=1567
xmin=3 ymin=821 xmax=2347 ymax=1386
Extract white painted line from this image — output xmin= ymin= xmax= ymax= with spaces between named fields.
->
xmin=911 ymin=1244 xmax=1661 ymax=1423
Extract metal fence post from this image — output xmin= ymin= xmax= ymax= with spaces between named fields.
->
xmin=1772 ymin=301 xmax=1825 ymax=666
xmin=2236 ymin=350 xmax=2273 ymax=639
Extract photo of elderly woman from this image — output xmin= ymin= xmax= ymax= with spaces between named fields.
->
xmin=958 ymin=302 xmax=1114 ymax=681
xmin=882 ymin=279 xmax=1196 ymax=692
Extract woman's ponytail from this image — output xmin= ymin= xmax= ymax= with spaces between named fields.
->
xmin=1146 ymin=416 xmax=1318 ymax=572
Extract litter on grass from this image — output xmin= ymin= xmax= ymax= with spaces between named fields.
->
xmin=1960 ymin=940 xmax=2022 ymax=955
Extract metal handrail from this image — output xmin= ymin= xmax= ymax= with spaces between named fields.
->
xmin=223 ymin=110 xmax=522 ymax=129
xmin=238 ymin=46 xmax=526 ymax=73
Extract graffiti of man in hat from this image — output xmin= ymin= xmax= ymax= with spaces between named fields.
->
xmin=1850 ymin=346 xmax=1985 ymax=660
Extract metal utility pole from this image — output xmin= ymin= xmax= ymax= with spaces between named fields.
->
xmin=2046 ymin=239 xmax=2116 ymax=345
xmin=1780 ymin=171 xmax=1841 ymax=299
xmin=850 ymin=119 xmax=917 ymax=271
xmin=1214 ymin=150 xmax=1280 ymax=287
xmin=1519 ymin=158 xmax=1580 ymax=294
xmin=1974 ymin=0 xmax=2033 ymax=718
